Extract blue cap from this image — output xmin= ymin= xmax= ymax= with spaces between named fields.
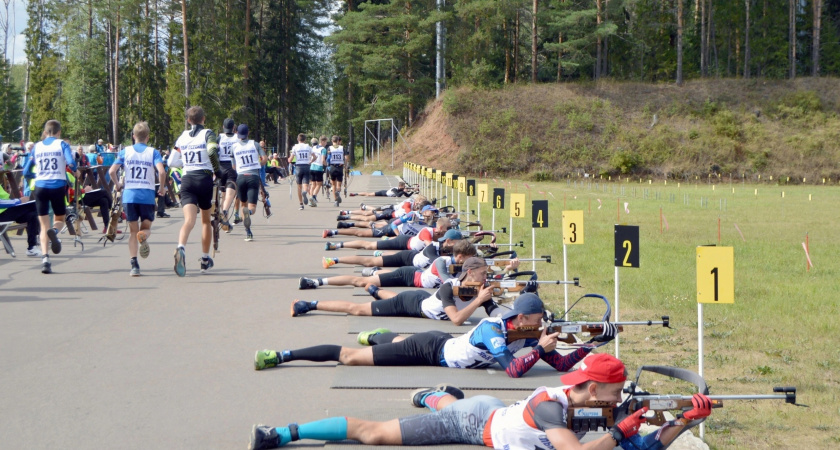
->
xmin=501 ymin=293 xmax=545 ymax=320
xmin=438 ymin=229 xmax=464 ymax=242
xmin=237 ymin=124 xmax=249 ymax=139
xmin=421 ymin=205 xmax=438 ymax=212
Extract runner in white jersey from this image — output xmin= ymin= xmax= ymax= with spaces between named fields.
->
xmin=248 ymin=352 xmax=713 ymax=449
xmin=21 ymin=119 xmax=78 ymax=274
xmin=287 ymin=133 xmax=316 ymax=210
xmin=307 ymin=137 xmax=326 ymax=207
xmin=327 ymin=135 xmax=345 ymax=206
xmin=230 ymin=124 xmax=266 ymax=241
xmin=108 ymin=121 xmax=166 ymax=276
xmin=172 ymin=106 xmax=222 ymax=277
xmin=216 ymin=118 xmax=239 ymax=231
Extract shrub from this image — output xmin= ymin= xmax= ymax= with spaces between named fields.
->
xmin=609 ymin=149 xmax=643 ymax=174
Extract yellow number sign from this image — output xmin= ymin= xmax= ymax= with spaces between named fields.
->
xmin=510 ymin=193 xmax=526 ymax=218
xmin=696 ymin=246 xmax=734 ymax=304
xmin=477 ymin=184 xmax=488 ymax=203
xmin=458 ymin=177 xmax=466 ymax=193
xmin=562 ymin=210 xmax=584 ymax=244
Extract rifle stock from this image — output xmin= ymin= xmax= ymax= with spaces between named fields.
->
xmin=505 ymin=317 xmax=668 ymax=343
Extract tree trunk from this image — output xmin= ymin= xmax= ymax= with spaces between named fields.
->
xmin=244 ymin=0 xmax=251 ymax=100
xmin=744 ymin=0 xmax=750 ymax=78
xmin=514 ymin=11 xmax=519 ymax=83
xmin=504 ymin=20 xmax=510 ymax=84
xmin=735 ymin=28 xmax=740 ymax=77
xmin=531 ymin=0 xmax=537 ymax=83
xmin=812 ymin=0 xmax=821 ymax=76
xmin=700 ymin=0 xmax=706 ymax=76
xmin=557 ymin=31 xmax=562 ymax=82
xmin=181 ymin=0 xmax=190 ymax=105
xmin=112 ymin=8 xmax=120 ymax=145
xmin=676 ymin=0 xmax=683 ymax=85
xmin=601 ymin=0 xmax=609 ymax=77
xmin=789 ymin=0 xmax=795 ymax=79
xmin=595 ymin=0 xmax=601 ymax=79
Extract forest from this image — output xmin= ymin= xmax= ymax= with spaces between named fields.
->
xmin=1 ymin=0 xmax=838 ymax=155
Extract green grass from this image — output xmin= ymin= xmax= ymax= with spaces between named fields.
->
xmin=407 ymin=168 xmax=840 ymax=449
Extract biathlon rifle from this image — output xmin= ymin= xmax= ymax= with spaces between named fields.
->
xmin=260 ymin=184 xmax=272 ymax=219
xmin=211 ymin=183 xmax=221 ymax=257
xmin=453 ymin=278 xmax=580 ymax=301
xmin=100 ymin=181 xmax=124 ymax=245
xmin=71 ymin=175 xmax=86 ymax=250
xmin=566 ymin=365 xmax=804 ymax=435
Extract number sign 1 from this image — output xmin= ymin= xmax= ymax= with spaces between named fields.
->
xmin=614 ymin=225 xmax=639 ymax=268
xmin=562 ymin=210 xmax=584 ymax=244
xmin=510 ymin=194 xmax=526 ymax=218
xmin=493 ymin=188 xmax=505 ymax=209
xmin=696 ymin=246 xmax=734 ymax=304
xmin=451 ymin=174 xmax=459 ymax=189
xmin=477 ymin=184 xmax=489 ymax=203
xmin=532 ymin=201 xmax=549 ymax=228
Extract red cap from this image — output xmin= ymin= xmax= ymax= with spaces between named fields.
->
xmin=560 ymin=353 xmax=626 ymax=385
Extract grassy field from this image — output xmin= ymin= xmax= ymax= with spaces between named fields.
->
xmin=402 ymin=167 xmax=839 ymax=449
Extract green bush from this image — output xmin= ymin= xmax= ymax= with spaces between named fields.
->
xmin=609 ymin=149 xmax=643 ymax=174
xmin=713 ymin=110 xmax=742 ymax=140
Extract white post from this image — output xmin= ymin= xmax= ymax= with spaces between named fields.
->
xmin=457 ymin=189 xmax=461 ymax=216
xmin=532 ymin=228 xmax=536 ymax=271
xmin=563 ymin=243 xmax=569 ymax=319
xmin=614 ymin=266 xmax=620 ymax=358
xmin=510 ymin=216 xmax=514 ymax=247
xmin=698 ymin=302 xmax=705 ymax=440
xmin=492 ymin=210 xmax=495 ymax=236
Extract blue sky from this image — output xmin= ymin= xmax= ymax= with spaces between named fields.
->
xmin=3 ymin=0 xmax=27 ymax=64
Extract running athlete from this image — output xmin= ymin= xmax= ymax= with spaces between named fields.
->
xmin=294 ymin=257 xmax=501 ymax=325
xmin=248 ymin=353 xmax=713 ymax=450
xmin=216 ymin=118 xmax=239 ymax=232
xmin=108 ymin=122 xmax=166 ymax=276
xmin=327 ymin=135 xmax=345 ymax=206
xmin=256 ymin=293 xmax=615 ymax=379
xmin=288 ymin=134 xmax=315 ymax=210
xmin=350 ymin=181 xmax=415 ymax=197
xmin=21 ymin=120 xmax=78 ymax=274
xmin=172 ymin=106 xmax=221 ymax=276
xmin=321 ymin=228 xmax=464 ymax=270
xmin=307 ymin=137 xmax=326 ymax=207
xmin=323 ymin=216 xmax=447 ymax=252
xmin=230 ymin=124 xmax=266 ymax=242
xmin=298 ymin=238 xmax=476 ymax=290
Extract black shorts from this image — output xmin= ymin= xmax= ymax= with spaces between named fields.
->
xmin=310 ymin=170 xmax=324 ymax=183
xmin=295 ymin=165 xmax=311 ymax=185
xmin=81 ymin=189 xmax=111 ymax=208
xmin=382 ymin=250 xmax=419 ymax=267
xmin=34 ymin=186 xmax=67 ymax=216
xmin=124 ymin=203 xmax=156 ymax=222
xmin=329 ymin=166 xmax=344 ymax=182
xmin=180 ymin=172 xmax=214 ymax=210
xmin=374 ymin=190 xmax=389 ymax=196
xmin=375 ymin=234 xmax=411 ymax=251
xmin=236 ymin=174 xmax=261 ymax=204
xmin=372 ymin=330 xmax=451 ymax=366
xmin=219 ymin=163 xmax=238 ymax=189
xmin=375 ymin=208 xmax=395 ymax=221
xmin=371 ymin=226 xmax=398 ymax=238
xmin=371 ymin=290 xmax=429 ymax=318
xmin=377 ymin=266 xmax=422 ymax=288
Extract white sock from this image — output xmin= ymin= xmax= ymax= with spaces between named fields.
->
xmin=320 ymin=278 xmax=329 ymax=286
xmin=202 ymin=253 xmax=210 ymax=259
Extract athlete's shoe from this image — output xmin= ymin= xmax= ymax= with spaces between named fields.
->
xmin=410 ymin=384 xmax=465 ymax=408
xmin=291 ymin=300 xmax=313 ymax=317
xmin=26 ymin=247 xmax=41 ymax=257
xmin=249 ymin=424 xmax=282 ymax=449
xmin=322 ymin=229 xmax=334 ymax=238
xmin=233 ymin=213 xmax=243 ymax=225
xmin=337 ymin=214 xmax=349 ymax=220
xmin=373 ymin=250 xmax=383 ymax=257
xmin=302 ymin=192 xmax=309 ymax=205
xmin=334 ymin=200 xmax=339 ymax=207
xmin=324 ymin=242 xmax=338 ymax=251
xmin=130 ymin=260 xmax=140 ymax=277
xmin=173 ymin=247 xmax=186 ymax=277
xmin=339 ymin=210 xmax=349 ymax=216
xmin=254 ymin=350 xmax=283 ymax=370
xmin=245 ymin=231 xmax=254 ymax=242
xmin=336 ymin=193 xmax=342 ymax=205
xmin=137 ymin=230 xmax=150 ymax=259
xmin=336 ymin=222 xmax=353 ymax=229
xmin=220 ymin=219 xmax=232 ymax=233
xmin=357 ymin=328 xmax=390 ymax=346
xmin=309 ymin=197 xmax=318 ymax=207
xmin=243 ymin=207 xmax=252 ymax=230
xmin=200 ymin=256 xmax=214 ymax=273
xmin=298 ymin=277 xmax=318 ymax=290
xmin=46 ymin=227 xmax=62 ymax=254
xmin=41 ymin=259 xmax=52 ymax=274
xmin=299 ymin=203 xmax=304 ymax=210
xmin=349 ymin=193 xmax=358 ymax=197
xmin=359 ymin=202 xmax=367 ymax=210
xmin=367 ymin=285 xmax=381 ymax=299
xmin=361 ymin=267 xmax=379 ymax=277
xmin=322 ymin=257 xmax=337 ymax=269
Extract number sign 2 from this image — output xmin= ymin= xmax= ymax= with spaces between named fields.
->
xmin=614 ymin=225 xmax=639 ymax=268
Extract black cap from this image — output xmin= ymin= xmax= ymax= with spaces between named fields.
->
xmin=222 ymin=118 xmax=235 ymax=134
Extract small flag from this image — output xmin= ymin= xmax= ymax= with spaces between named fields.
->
xmin=662 ymin=212 xmax=669 ymax=231
xmin=624 ymin=202 xmax=630 ymax=214
xmin=597 ymin=199 xmax=602 ymax=209
xmin=802 ymin=242 xmax=814 ymax=268
xmin=733 ymin=223 xmax=746 ymax=242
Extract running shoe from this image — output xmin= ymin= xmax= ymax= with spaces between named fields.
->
xmin=221 ymin=219 xmax=232 ymax=233
xmin=324 ymin=242 xmax=338 ymax=251
xmin=373 ymin=250 xmax=383 ymax=257
xmin=357 ymin=328 xmax=391 ymax=346
xmin=339 ymin=210 xmax=349 ymax=216
xmin=336 ymin=222 xmax=352 ymax=229
xmin=46 ymin=227 xmax=62 ymax=254
xmin=367 ymin=285 xmax=381 ymax=299
xmin=322 ymin=257 xmax=337 ymax=269
xmin=298 ymin=277 xmax=318 ymax=290
xmin=349 ymin=193 xmax=358 ymax=197
xmin=173 ymin=247 xmax=186 ymax=277
xmin=291 ymin=300 xmax=313 ymax=317
xmin=302 ymin=192 xmax=308 ymax=205
xmin=245 ymin=231 xmax=254 ymax=242
xmin=322 ymin=229 xmax=333 ymax=238
xmin=137 ymin=230 xmax=150 ymax=259
xmin=254 ymin=350 xmax=283 ymax=370
xmin=337 ymin=214 xmax=349 ymax=220
xmin=233 ymin=213 xmax=243 ymax=225
xmin=130 ymin=260 xmax=141 ymax=277
xmin=336 ymin=193 xmax=342 ymax=205
xmin=359 ymin=202 xmax=366 ymax=210
xmin=299 ymin=203 xmax=304 ymax=210
xmin=334 ymin=200 xmax=339 ymax=207
xmin=309 ymin=197 xmax=318 ymax=207
xmin=200 ymin=256 xmax=214 ymax=273
xmin=249 ymin=424 xmax=284 ymax=450
xmin=361 ymin=267 xmax=379 ymax=277
xmin=410 ymin=384 xmax=465 ymax=408
xmin=243 ymin=207 xmax=252 ymax=230
xmin=26 ymin=247 xmax=41 ymax=257
xmin=41 ymin=259 xmax=52 ymax=274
